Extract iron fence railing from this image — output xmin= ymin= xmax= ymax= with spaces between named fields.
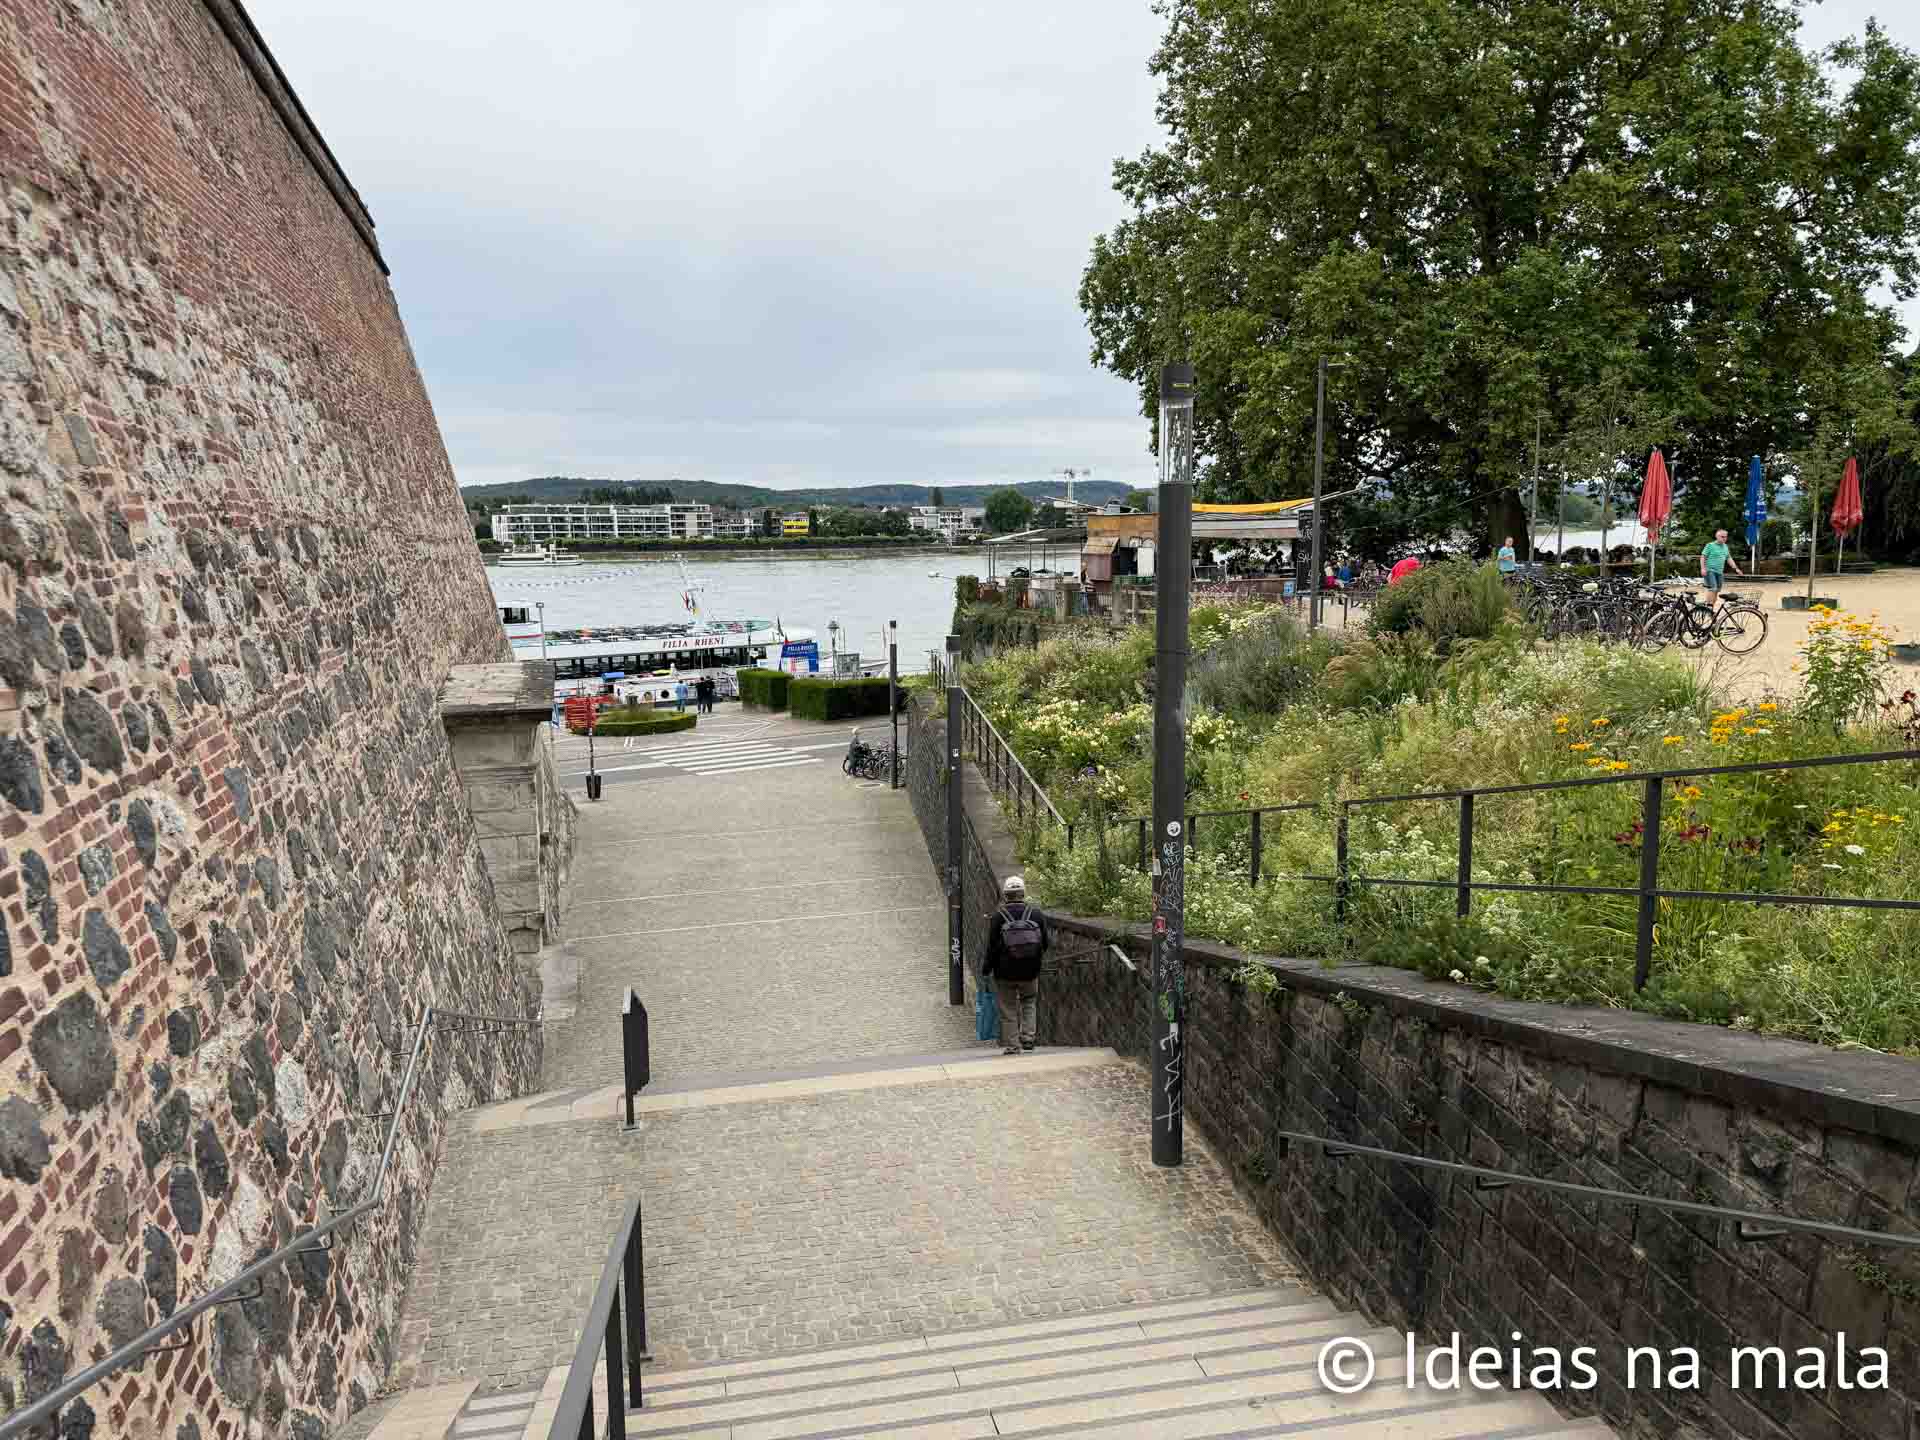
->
xmin=547 ymin=1193 xmax=647 ymax=1439
xmin=0 ymin=1005 xmax=549 ymax=1440
xmin=934 ymin=669 xmax=1920 ymax=994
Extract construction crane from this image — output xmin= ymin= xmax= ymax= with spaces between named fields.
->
xmin=1055 ymin=468 xmax=1091 ymax=506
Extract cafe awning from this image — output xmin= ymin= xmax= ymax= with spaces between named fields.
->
xmin=1081 ymin=537 xmax=1120 ymax=555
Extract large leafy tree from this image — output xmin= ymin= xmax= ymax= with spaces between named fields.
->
xmin=1082 ymin=0 xmax=1920 ymax=548
xmin=984 ymin=487 xmax=1036 ymax=533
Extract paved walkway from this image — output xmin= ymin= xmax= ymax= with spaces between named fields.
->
xmin=350 ymin=715 xmax=1301 ymax=1435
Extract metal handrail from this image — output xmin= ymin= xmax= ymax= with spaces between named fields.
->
xmin=0 ymin=1003 xmax=546 ymax=1440
xmin=547 ymin=1193 xmax=647 ymax=1439
xmin=952 ymin=687 xmax=1070 ymax=831
xmin=1277 ymin=1126 xmax=1920 ymax=1251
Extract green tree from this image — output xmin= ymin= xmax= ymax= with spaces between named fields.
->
xmin=1123 ymin=489 xmax=1152 ymax=512
xmin=983 ymin=488 xmax=1034 ymax=533
xmin=1081 ymin=2 xmax=1920 ymax=548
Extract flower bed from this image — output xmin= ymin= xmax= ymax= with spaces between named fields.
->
xmin=964 ymin=579 xmax=1920 ymax=1052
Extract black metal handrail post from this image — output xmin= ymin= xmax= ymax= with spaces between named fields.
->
xmin=1456 ymin=793 xmax=1474 ymax=918
xmin=549 ymin=1193 xmax=647 ymax=1439
xmin=1634 ymin=778 xmax=1664 ymax=991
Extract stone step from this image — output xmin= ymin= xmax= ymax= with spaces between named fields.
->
xmin=622 ymin=1289 xmax=1614 ymax=1440
xmin=628 ymin=1313 xmax=1375 ymax=1432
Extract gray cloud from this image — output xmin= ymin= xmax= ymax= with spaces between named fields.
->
xmin=251 ymin=0 xmax=1920 ymax=494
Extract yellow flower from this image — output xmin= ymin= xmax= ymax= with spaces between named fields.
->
xmin=1757 ymin=702 xmax=1778 ymax=712
xmin=1553 ymin=715 xmax=1571 ymax=726
xmin=1591 ymin=717 xmax=1611 ymax=727
xmin=1741 ymin=727 xmax=1762 ymax=736
xmin=1608 ymin=760 xmax=1632 ymax=773
xmin=1823 ymin=822 xmax=1843 ymax=834
xmin=1681 ymin=785 xmax=1703 ymax=800
xmin=1662 ymin=736 xmax=1686 ymax=746
xmin=1569 ymin=742 xmax=1592 ymax=752
xmin=1587 ymin=758 xmax=1609 ymax=768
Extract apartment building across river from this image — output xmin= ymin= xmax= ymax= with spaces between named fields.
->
xmin=490 ymin=502 xmax=720 ymax=543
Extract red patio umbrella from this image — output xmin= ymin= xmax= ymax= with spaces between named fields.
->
xmin=1830 ymin=456 xmax=1864 ymax=575
xmin=1638 ymin=448 xmax=1672 ymax=581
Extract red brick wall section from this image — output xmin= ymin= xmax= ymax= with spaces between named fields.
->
xmin=0 ymin=2 xmax=537 ymax=1437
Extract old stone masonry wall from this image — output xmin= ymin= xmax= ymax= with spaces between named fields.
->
xmin=0 ymin=3 xmax=539 ymax=1438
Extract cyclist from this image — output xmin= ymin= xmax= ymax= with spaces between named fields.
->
xmin=1700 ymin=528 xmax=1743 ymax=609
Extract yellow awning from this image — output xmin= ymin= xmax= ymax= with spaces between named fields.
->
xmin=1081 ymin=536 xmax=1120 ymax=555
xmin=1191 ymin=499 xmax=1312 ymax=515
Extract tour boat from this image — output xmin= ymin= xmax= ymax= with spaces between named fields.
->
xmin=497 ymin=543 xmax=583 ymax=567
xmin=500 ymin=609 xmax=816 ymax=700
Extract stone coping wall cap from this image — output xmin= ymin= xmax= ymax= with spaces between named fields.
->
xmin=1050 ymin=912 xmax=1920 ymax=1149
xmin=439 ymin=661 xmax=558 ymax=719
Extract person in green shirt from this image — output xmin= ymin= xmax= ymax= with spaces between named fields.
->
xmin=1700 ymin=528 xmax=1742 ymax=607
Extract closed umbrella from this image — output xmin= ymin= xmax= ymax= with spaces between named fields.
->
xmin=1638 ymin=448 xmax=1672 ymax=582
xmin=1743 ymin=456 xmax=1766 ymax=570
xmin=1831 ymin=456 xmax=1864 ymax=576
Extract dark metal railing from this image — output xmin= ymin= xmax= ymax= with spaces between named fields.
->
xmin=937 ymin=665 xmax=1920 ymax=995
xmin=547 ymin=1193 xmax=648 ymax=1439
xmin=1275 ymin=1125 xmax=1920 ymax=1250
xmin=0 ymin=1004 xmax=548 ymax=1440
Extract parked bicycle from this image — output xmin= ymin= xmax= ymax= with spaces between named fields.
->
xmin=843 ymin=730 xmax=899 ymax=780
xmin=1635 ymin=580 xmax=1768 ymax=655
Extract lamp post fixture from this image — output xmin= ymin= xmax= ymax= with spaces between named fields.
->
xmin=536 ymin=601 xmax=547 ymax=660
xmin=1151 ymin=361 xmax=1194 ymax=1169
xmin=1308 ymin=357 xmax=1349 ymax=630
xmin=828 ymin=619 xmax=839 ymax=666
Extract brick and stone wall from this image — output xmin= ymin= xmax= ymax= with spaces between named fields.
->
xmin=912 ymin=705 xmax=1920 ymax=1440
xmin=0 ymin=3 xmax=541 ymax=1436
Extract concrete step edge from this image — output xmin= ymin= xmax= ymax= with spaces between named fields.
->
xmin=643 ymin=1288 xmax=1311 ymax=1391
xmin=638 ymin=1312 xmax=1364 ymax=1422
xmin=701 ymin=1307 xmax=1352 ymax=1407
xmin=632 ymin=1331 xmax=1407 ymax=1437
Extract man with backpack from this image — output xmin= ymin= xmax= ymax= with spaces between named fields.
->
xmin=982 ymin=875 xmax=1049 ymax=1055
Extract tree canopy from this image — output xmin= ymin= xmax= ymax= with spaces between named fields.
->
xmin=1082 ymin=0 xmax=1920 ymax=552
xmin=984 ymin=488 xmax=1036 ymax=533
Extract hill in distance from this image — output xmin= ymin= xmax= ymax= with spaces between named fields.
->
xmin=458 ymin=476 xmax=1134 ymax=508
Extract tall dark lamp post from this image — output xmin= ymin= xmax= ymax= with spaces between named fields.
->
xmin=1151 ymin=362 xmax=1194 ymax=1168
xmin=1308 ymin=357 xmax=1348 ymax=630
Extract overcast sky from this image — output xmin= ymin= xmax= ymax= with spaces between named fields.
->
xmin=252 ymin=0 xmax=1919 ymax=495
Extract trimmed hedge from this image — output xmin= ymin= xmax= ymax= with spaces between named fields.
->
xmin=580 ymin=711 xmax=697 ymax=737
xmin=788 ymin=676 xmax=894 ymax=721
xmin=737 ymin=668 xmax=791 ymax=709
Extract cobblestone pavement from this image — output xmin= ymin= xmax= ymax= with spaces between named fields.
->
xmin=384 ymin=721 xmax=1301 ymax=1412
xmin=403 ymin=1059 xmax=1297 ymax=1394
xmin=539 ymin=731 xmax=975 ymax=1089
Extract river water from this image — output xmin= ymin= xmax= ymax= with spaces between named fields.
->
xmin=484 ymin=551 xmax=994 ymax=673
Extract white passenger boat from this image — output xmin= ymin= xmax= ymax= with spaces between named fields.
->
xmin=497 ymin=543 xmax=583 ymax=567
xmin=501 ymin=610 xmax=815 ymax=700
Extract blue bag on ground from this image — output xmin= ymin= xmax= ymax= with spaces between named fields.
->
xmin=975 ymin=982 xmax=998 ymax=1041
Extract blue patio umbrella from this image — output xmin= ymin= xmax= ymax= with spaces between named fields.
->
xmin=1743 ymin=456 xmax=1766 ymax=564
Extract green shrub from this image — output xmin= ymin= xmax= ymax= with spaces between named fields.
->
xmin=737 ymin=668 xmax=790 ymax=710
xmin=587 ymin=711 xmax=697 ymax=737
xmin=789 ymin=676 xmax=893 ymax=721
xmin=1369 ymin=560 xmax=1510 ymax=652
xmin=1189 ymin=610 xmax=1340 ymax=717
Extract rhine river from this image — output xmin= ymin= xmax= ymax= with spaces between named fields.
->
xmin=485 ymin=551 xmax=1017 ymax=673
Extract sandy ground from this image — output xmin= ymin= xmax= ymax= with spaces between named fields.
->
xmin=1672 ymin=569 xmax=1920 ymax=704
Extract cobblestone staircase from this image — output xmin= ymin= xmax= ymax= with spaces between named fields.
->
xmin=623 ymin=1287 xmax=1613 ymax=1439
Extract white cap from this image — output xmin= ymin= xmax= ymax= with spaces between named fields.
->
xmin=1002 ymin=875 xmax=1026 ymax=898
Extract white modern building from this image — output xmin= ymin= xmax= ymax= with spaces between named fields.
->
xmin=490 ymin=502 xmax=714 ymax=543
xmin=907 ymin=505 xmax=987 ymax=542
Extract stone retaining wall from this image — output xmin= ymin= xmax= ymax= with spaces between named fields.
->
xmin=907 ymin=694 xmax=1920 ymax=1440
xmin=0 ymin=4 xmax=540 ymax=1436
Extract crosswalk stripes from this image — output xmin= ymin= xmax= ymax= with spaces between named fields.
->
xmin=568 ymin=732 xmax=829 ymax=782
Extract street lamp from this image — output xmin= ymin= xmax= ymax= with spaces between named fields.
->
xmin=828 ymin=619 xmax=839 ymax=665
xmin=1309 ymin=357 xmax=1350 ymax=630
xmin=536 ymin=601 xmax=547 ymax=660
